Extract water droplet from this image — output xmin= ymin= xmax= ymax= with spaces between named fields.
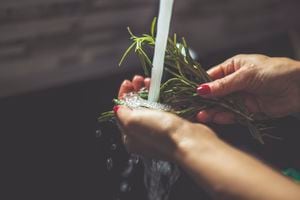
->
xmin=122 ymin=164 xmax=133 ymax=177
xmin=130 ymin=154 xmax=139 ymax=164
xmin=111 ymin=143 xmax=117 ymax=151
xmin=106 ymin=158 xmax=113 ymax=170
xmin=157 ymin=160 xmax=171 ymax=175
xmin=95 ymin=129 xmax=102 ymax=138
xmin=128 ymin=159 xmax=134 ymax=165
xmin=120 ymin=181 xmax=131 ymax=192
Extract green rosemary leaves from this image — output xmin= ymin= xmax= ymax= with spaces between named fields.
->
xmin=99 ymin=18 xmax=276 ymax=144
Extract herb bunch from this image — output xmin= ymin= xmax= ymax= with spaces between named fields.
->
xmin=99 ymin=18 xmax=277 ymax=144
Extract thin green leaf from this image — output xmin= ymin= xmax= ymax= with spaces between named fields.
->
xmin=104 ymin=18 xmax=275 ymax=144
xmin=173 ymin=33 xmax=177 ymax=46
xmin=119 ymin=42 xmax=136 ymax=66
xmin=137 ymin=51 xmax=150 ymax=76
xmin=151 ymin=17 xmax=157 ymax=37
xmin=127 ymin=27 xmax=135 ymax=38
xmin=138 ymin=48 xmax=153 ymax=68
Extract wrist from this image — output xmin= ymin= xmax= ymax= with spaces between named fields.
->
xmin=290 ymin=58 xmax=300 ymax=79
xmin=172 ymin=123 xmax=220 ymax=166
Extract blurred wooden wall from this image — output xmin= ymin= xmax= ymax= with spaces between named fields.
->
xmin=0 ymin=0 xmax=299 ymax=98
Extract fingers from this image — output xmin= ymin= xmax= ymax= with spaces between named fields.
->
xmin=197 ymin=69 xmax=247 ymax=98
xmin=198 ymin=55 xmax=249 ymax=98
xmin=114 ymin=106 xmax=135 ymax=152
xmin=196 ymin=109 xmax=235 ymax=124
xmin=115 ymin=106 xmax=154 ymax=133
xmin=144 ymin=77 xmax=151 ymax=89
xmin=195 ymin=93 xmax=261 ymax=124
xmin=118 ymin=80 xmax=134 ymax=99
xmin=132 ymin=75 xmax=144 ymax=91
xmin=207 ymin=65 xmax=225 ymax=80
xmin=208 ymin=56 xmax=243 ymax=80
xmin=212 ymin=111 xmax=236 ymax=124
xmin=118 ymin=75 xmax=150 ymax=99
xmin=115 ymin=106 xmax=133 ymax=129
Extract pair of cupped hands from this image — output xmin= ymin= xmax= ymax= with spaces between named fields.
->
xmin=114 ymin=54 xmax=300 ymax=161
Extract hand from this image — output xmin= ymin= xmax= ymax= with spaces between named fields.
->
xmin=115 ymin=66 xmax=300 ymax=200
xmin=115 ymin=106 xmax=300 ymax=200
xmin=118 ymin=75 xmax=150 ymax=99
xmin=196 ymin=54 xmax=300 ymax=124
xmin=115 ymin=106 xmax=217 ymax=161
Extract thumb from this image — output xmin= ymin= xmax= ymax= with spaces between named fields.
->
xmin=197 ymin=70 xmax=245 ymax=98
xmin=114 ymin=105 xmax=133 ymax=128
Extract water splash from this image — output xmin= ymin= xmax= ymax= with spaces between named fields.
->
xmin=121 ymin=93 xmax=180 ymax=200
xmin=123 ymin=93 xmax=171 ymax=111
xmin=129 ymin=154 xmax=140 ymax=165
xmin=106 ymin=158 xmax=113 ymax=171
xmin=120 ymin=181 xmax=131 ymax=193
xmin=111 ymin=143 xmax=117 ymax=151
xmin=143 ymin=158 xmax=180 ymax=200
xmin=95 ymin=129 xmax=102 ymax=138
xmin=122 ymin=163 xmax=134 ymax=178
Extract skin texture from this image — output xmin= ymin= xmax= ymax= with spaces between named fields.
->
xmin=197 ymin=54 xmax=300 ymax=124
xmin=115 ymin=55 xmax=300 ymax=200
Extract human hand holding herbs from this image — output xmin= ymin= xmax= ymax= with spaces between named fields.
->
xmin=115 ymin=56 xmax=300 ymax=200
xmin=98 ymin=18 xmax=300 ymax=200
xmin=99 ymin=18 xmax=300 ymax=144
xmin=196 ymin=54 xmax=300 ymax=124
xmin=118 ymin=55 xmax=300 ymax=126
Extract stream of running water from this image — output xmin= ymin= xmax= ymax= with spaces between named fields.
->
xmin=123 ymin=93 xmax=180 ymax=200
xmin=142 ymin=0 xmax=180 ymax=199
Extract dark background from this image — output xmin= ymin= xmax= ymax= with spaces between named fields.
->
xmin=0 ymin=0 xmax=300 ymax=200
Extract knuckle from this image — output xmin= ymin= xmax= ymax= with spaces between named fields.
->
xmin=125 ymin=111 xmax=144 ymax=129
xmin=254 ymin=54 xmax=268 ymax=61
xmin=233 ymin=54 xmax=245 ymax=59
xmin=215 ymin=79 xmax=227 ymax=91
xmin=241 ymin=66 xmax=256 ymax=81
xmin=165 ymin=115 xmax=184 ymax=133
xmin=159 ymin=114 xmax=178 ymax=133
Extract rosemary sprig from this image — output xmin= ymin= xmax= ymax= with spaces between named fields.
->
xmin=99 ymin=18 xmax=278 ymax=144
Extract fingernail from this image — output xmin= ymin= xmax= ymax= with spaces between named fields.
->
xmin=197 ymin=84 xmax=211 ymax=95
xmin=113 ymin=105 xmax=120 ymax=113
